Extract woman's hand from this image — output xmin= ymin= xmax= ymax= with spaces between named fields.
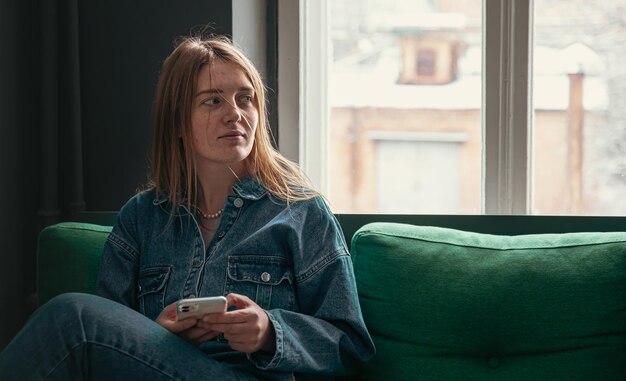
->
xmin=197 ymin=293 xmax=276 ymax=354
xmin=156 ymin=301 xmax=220 ymax=345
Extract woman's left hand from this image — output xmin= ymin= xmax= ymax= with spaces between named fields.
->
xmin=155 ymin=301 xmax=219 ymax=346
xmin=197 ymin=293 xmax=276 ymax=354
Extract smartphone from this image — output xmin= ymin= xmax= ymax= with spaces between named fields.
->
xmin=176 ymin=296 xmax=228 ymax=320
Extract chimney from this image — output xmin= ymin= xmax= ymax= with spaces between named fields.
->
xmin=567 ymin=71 xmax=585 ymax=213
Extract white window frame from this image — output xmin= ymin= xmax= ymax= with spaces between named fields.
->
xmin=277 ymin=0 xmax=329 ymax=191
xmin=482 ymin=0 xmax=532 ymax=214
xmin=275 ymin=0 xmax=533 ymax=215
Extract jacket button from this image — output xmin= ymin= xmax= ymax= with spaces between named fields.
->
xmin=261 ymin=272 xmax=271 ymax=282
xmin=218 ymin=231 xmax=226 ymax=238
xmin=234 ymin=198 xmax=244 ymax=208
xmin=193 ymin=258 xmax=202 ymax=268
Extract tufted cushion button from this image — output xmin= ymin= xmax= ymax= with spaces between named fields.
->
xmin=487 ymin=357 xmax=501 ymax=369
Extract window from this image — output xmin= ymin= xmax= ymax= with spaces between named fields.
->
xmin=374 ymin=135 xmax=465 ymax=213
xmin=279 ymin=0 xmax=626 ymax=215
xmin=416 ymin=49 xmax=436 ymax=77
xmin=531 ymin=0 xmax=626 ymax=215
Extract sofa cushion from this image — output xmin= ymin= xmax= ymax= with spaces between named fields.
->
xmin=351 ymin=222 xmax=626 ymax=381
xmin=37 ymin=222 xmax=111 ymax=305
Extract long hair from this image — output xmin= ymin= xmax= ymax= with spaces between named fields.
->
xmin=150 ymin=35 xmax=318 ymax=211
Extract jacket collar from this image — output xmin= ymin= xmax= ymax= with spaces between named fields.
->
xmin=152 ymin=176 xmax=267 ymax=205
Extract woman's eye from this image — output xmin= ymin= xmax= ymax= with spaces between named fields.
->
xmin=203 ymin=98 xmax=220 ymax=106
xmin=239 ymin=95 xmax=253 ymax=103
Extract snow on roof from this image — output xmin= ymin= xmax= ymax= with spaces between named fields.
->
xmin=390 ymin=13 xmax=467 ymax=32
xmin=330 ymin=44 xmax=607 ymax=111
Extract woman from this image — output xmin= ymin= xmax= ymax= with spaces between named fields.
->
xmin=0 ymin=36 xmax=375 ymax=380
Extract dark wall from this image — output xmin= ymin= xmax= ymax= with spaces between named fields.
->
xmin=0 ymin=0 xmax=23 ymax=352
xmin=80 ymin=1 xmax=232 ymax=210
xmin=0 ymin=0 xmax=232 ymax=349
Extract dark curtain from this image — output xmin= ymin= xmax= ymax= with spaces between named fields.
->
xmin=0 ymin=0 xmax=232 ymax=350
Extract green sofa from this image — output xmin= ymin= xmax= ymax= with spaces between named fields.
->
xmin=37 ymin=215 xmax=626 ymax=380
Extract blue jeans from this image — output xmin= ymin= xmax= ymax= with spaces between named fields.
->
xmin=0 ymin=293 xmax=260 ymax=381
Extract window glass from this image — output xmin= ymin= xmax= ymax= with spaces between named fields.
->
xmin=531 ymin=0 xmax=626 ymax=215
xmin=328 ymin=0 xmax=483 ymax=214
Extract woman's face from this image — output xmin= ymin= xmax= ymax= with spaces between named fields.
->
xmin=189 ymin=59 xmax=258 ymax=171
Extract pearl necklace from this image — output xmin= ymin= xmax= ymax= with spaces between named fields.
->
xmin=196 ymin=206 xmax=224 ymax=220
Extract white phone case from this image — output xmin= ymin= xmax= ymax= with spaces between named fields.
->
xmin=176 ymin=296 xmax=228 ymax=320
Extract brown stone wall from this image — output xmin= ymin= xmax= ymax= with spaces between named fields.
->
xmin=329 ymin=107 xmax=481 ymax=213
xmin=329 ymin=107 xmax=607 ymax=214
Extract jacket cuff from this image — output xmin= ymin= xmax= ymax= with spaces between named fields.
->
xmin=247 ymin=310 xmax=283 ymax=369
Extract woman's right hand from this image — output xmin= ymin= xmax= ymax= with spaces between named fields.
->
xmin=156 ymin=301 xmax=220 ymax=345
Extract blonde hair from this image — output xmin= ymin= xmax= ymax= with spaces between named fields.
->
xmin=150 ymin=35 xmax=318 ymax=210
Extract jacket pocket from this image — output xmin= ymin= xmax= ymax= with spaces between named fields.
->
xmin=137 ymin=266 xmax=171 ymax=320
xmin=225 ymin=255 xmax=294 ymax=310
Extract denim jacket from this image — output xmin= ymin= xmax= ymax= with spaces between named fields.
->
xmin=96 ymin=176 xmax=375 ymax=380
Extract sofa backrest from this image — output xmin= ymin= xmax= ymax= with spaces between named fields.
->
xmin=38 ymin=214 xmax=626 ymax=305
xmin=350 ymin=222 xmax=626 ymax=380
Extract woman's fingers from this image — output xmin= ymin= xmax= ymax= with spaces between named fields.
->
xmin=155 ymin=301 xmax=198 ymax=334
xmin=179 ymin=326 xmax=219 ymax=345
xmin=199 ymin=293 xmax=276 ymax=353
xmin=155 ymin=301 xmax=220 ymax=345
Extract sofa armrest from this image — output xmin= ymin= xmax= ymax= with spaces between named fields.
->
xmin=37 ymin=222 xmax=111 ymax=306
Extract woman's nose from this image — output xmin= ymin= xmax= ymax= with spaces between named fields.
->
xmin=223 ymin=100 xmax=242 ymax=124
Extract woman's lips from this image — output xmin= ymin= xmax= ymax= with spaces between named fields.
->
xmin=219 ymin=131 xmax=245 ymax=139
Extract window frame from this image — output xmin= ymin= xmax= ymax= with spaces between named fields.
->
xmin=275 ymin=0 xmax=534 ymax=215
xmin=482 ymin=0 xmax=532 ymax=214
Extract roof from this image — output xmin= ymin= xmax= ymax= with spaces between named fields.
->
xmin=330 ymin=43 xmax=608 ymax=111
